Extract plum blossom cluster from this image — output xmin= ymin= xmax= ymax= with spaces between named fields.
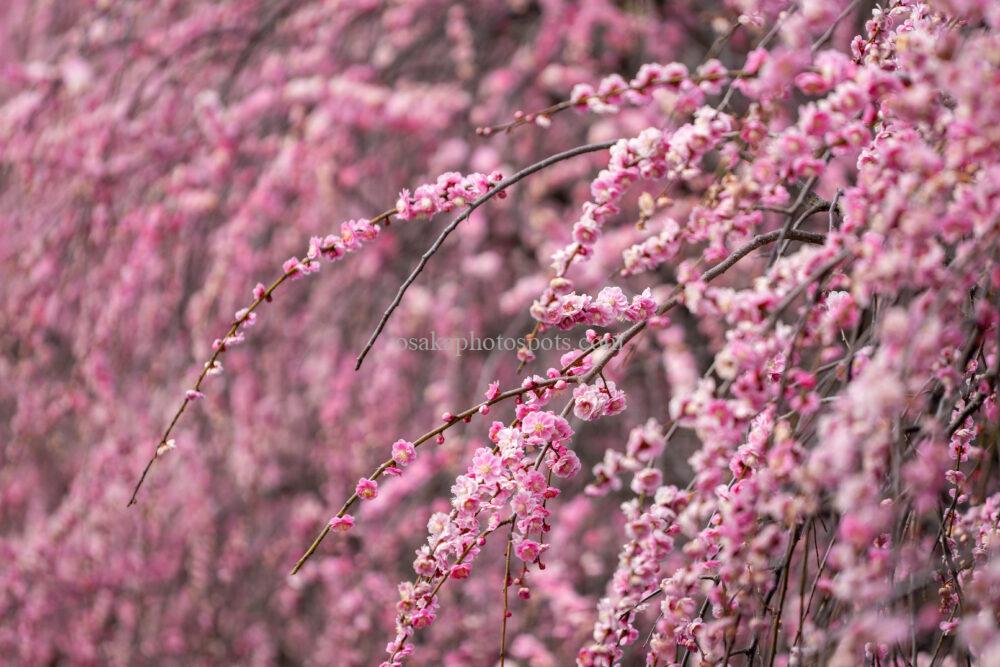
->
xmin=530 ymin=285 xmax=656 ymax=330
xmin=608 ymin=48 xmax=882 ymax=283
xmin=572 ymin=381 xmax=627 ymax=422
xmin=286 ymin=168 xmax=503 ymax=281
xmin=586 ymin=418 xmax=669 ymax=498
xmin=579 ymin=483 xmax=689 ymax=665
xmin=395 ymin=170 xmax=504 ymax=221
xmin=569 ymin=59 xmax=736 ymax=115
xmin=477 ymin=56 xmax=742 ymax=135
xmin=578 ymin=420 xmax=684 ymax=663
xmin=621 ymin=218 xmax=683 ymax=276
xmin=307 ymin=377 xmax=571 ymax=557
xmin=545 ymin=107 xmax=737 ymax=281
xmin=383 ymin=381 xmax=584 ymax=665
xmin=282 ymin=218 xmax=380 ymax=278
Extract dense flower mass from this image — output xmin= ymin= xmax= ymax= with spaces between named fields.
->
xmin=2 ymin=0 xmax=1000 ymax=665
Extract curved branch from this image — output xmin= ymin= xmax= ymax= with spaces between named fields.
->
xmin=354 ymin=140 xmax=618 ymax=371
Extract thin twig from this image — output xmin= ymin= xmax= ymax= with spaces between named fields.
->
xmin=499 ymin=521 xmax=516 ymax=666
xmin=811 ymin=0 xmax=862 ymax=52
xmin=128 ymin=208 xmax=396 ymax=507
xmin=791 ymin=523 xmax=837 ymax=651
xmin=719 ymin=9 xmax=794 ymax=111
xmin=481 ymin=69 xmax=750 ymax=135
xmin=764 ymin=249 xmax=851 ymax=329
xmin=764 ymin=524 xmax=802 ymax=667
xmin=769 ymin=152 xmax=832 ymax=266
